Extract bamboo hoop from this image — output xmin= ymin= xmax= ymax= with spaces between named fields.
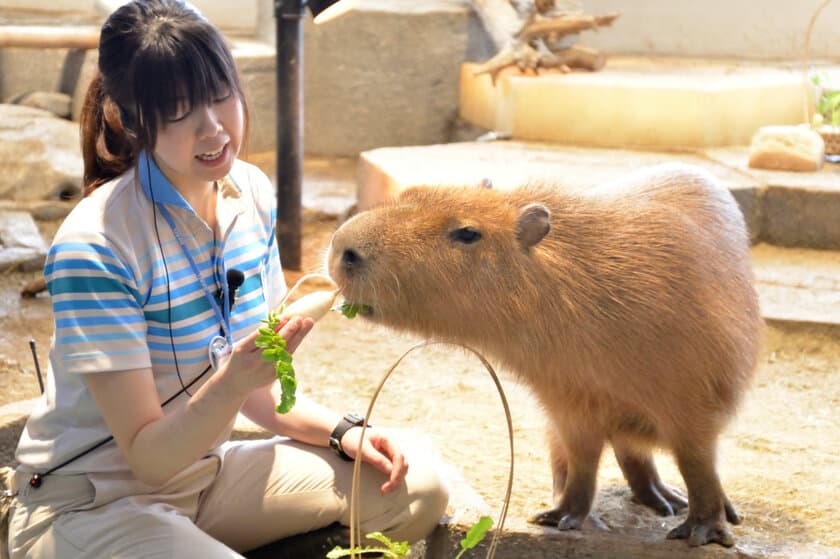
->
xmin=801 ymin=0 xmax=833 ymax=124
xmin=348 ymin=340 xmax=515 ymax=559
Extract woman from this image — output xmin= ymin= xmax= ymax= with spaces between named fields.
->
xmin=7 ymin=1 xmax=448 ymax=557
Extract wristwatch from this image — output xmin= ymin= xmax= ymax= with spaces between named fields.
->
xmin=329 ymin=413 xmax=367 ymax=461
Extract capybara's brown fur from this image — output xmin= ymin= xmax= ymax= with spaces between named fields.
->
xmin=327 ymin=162 xmax=763 ymax=547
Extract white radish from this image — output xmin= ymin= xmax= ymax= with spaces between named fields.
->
xmin=275 ymin=273 xmax=339 ymax=324
xmin=279 ymin=289 xmax=339 ymax=322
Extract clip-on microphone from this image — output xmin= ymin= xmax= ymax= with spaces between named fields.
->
xmin=209 ymin=269 xmax=246 ymax=369
xmin=226 ymin=269 xmax=245 ymax=311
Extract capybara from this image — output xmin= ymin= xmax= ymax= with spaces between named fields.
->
xmin=326 ymin=162 xmax=762 ymax=547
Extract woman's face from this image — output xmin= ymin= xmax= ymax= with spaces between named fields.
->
xmin=152 ymin=90 xmax=244 ymax=193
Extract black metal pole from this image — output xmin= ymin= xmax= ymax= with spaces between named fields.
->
xmin=274 ymin=0 xmax=304 ymax=270
xmin=29 ymin=338 xmax=45 ymax=394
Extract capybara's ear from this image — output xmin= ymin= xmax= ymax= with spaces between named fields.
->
xmin=516 ymin=203 xmax=551 ymax=249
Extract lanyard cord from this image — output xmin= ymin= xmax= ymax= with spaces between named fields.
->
xmin=27 ymin=362 xmax=213 ymax=489
xmin=156 ymin=203 xmax=233 ymax=345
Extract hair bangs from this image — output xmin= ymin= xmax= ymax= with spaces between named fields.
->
xmin=130 ymin=20 xmax=241 ymax=146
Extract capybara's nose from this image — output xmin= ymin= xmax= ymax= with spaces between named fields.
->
xmin=341 ymin=248 xmax=363 ymax=270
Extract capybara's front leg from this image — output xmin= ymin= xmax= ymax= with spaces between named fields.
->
xmin=529 ymin=424 xmax=606 ymax=530
xmin=667 ymin=443 xmax=735 ymax=547
xmin=612 ymin=438 xmax=687 ymax=516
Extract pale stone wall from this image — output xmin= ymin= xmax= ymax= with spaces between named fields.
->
xmin=582 ymin=0 xmax=840 ymax=61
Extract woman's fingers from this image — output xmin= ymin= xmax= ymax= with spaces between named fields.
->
xmin=374 ymin=435 xmax=408 ymax=494
xmin=356 ymin=432 xmax=408 ymax=495
xmin=279 ymin=317 xmax=314 ymax=354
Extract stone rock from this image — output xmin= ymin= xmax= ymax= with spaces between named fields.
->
xmin=6 ymin=91 xmax=72 ymax=119
xmin=0 ymin=211 xmax=48 ymax=273
xmin=0 ymin=398 xmax=37 ymax=468
xmin=0 ymin=104 xmax=84 ymax=202
xmin=0 ymin=199 xmax=76 ymax=221
xmin=70 ymin=49 xmax=98 ymax=123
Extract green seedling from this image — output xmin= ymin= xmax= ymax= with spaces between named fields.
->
xmin=811 ymin=73 xmax=840 ymax=128
xmin=455 ymin=516 xmax=493 ymax=559
xmin=326 ymin=517 xmax=493 ymax=559
xmin=326 ymin=532 xmax=410 ymax=559
xmin=255 ymin=310 xmax=296 ymax=413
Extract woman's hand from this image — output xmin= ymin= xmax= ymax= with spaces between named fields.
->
xmin=339 ymin=427 xmax=409 ymax=495
xmin=220 ymin=315 xmax=314 ymax=397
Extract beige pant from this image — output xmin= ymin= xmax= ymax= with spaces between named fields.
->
xmin=8 ymin=437 xmax=449 ymax=558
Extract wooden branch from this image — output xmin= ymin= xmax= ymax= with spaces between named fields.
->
xmin=0 ymin=26 xmax=100 ymax=49
xmin=537 ymin=44 xmax=606 ymax=71
xmin=519 ymin=12 xmax=619 ymax=43
xmin=473 ymin=43 xmax=606 ymax=82
xmin=468 ymin=2 xmax=617 ymax=81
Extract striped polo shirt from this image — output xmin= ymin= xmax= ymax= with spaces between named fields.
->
xmin=15 ymin=153 xmax=286 ymax=474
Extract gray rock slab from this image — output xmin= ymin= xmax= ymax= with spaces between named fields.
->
xmin=424 ymin=522 xmax=837 ymax=559
xmin=753 ymin=243 xmax=840 ymax=333
xmin=0 ymin=199 xmax=77 ymax=221
xmin=0 ymin=47 xmax=70 ymax=102
xmin=0 ymin=210 xmax=48 ymax=272
xmin=0 ymin=104 xmax=83 ymax=202
xmin=0 ymin=397 xmax=35 ymax=468
xmin=706 ymin=147 xmax=840 ymax=249
xmin=5 ymin=91 xmax=72 ymax=119
xmin=0 ymin=211 xmax=47 ymax=251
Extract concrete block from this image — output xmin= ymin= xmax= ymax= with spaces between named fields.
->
xmin=706 ymin=148 xmax=840 ymax=249
xmin=231 ymin=39 xmax=278 ymax=154
xmin=762 ymin=185 xmax=840 ymax=250
xmin=0 ymin=47 xmax=68 ymax=101
xmin=300 ymin=0 xmax=494 ymax=156
xmin=356 ymin=142 xmax=762 ymax=240
xmin=459 ymin=58 xmax=807 ymax=149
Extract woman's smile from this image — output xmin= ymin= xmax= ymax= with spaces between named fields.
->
xmin=195 ymin=143 xmax=229 ymax=167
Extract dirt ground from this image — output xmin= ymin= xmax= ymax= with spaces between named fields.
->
xmin=2 ymin=207 xmax=838 ymax=558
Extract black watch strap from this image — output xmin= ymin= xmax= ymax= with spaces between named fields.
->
xmin=328 ymin=413 xmax=367 ymax=461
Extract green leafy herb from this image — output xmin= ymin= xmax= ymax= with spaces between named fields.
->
xmin=339 ymin=302 xmax=372 ymax=319
xmin=811 ymin=72 xmax=840 ymax=128
xmin=455 ymin=516 xmax=493 ymax=559
xmin=326 ymin=532 xmax=410 ymax=559
xmin=325 ymin=517 xmax=492 ymax=559
xmin=255 ymin=310 xmax=296 ymax=413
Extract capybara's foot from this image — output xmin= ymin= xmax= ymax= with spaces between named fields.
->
xmin=631 ymin=480 xmax=688 ymax=516
xmin=613 ymin=444 xmax=688 ymax=516
xmin=528 ymin=508 xmax=609 ymax=531
xmin=666 ymin=517 xmax=734 ymax=547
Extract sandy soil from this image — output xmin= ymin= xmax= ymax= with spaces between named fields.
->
xmin=2 ymin=211 xmax=838 ymax=558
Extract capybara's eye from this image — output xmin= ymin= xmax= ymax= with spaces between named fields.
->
xmin=449 ymin=227 xmax=482 ymax=244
